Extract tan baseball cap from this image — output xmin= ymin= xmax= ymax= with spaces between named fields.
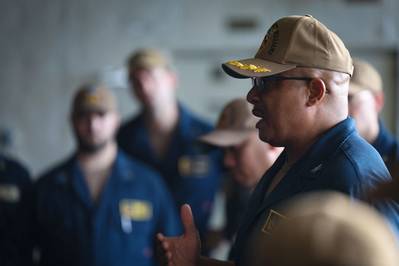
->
xmin=127 ymin=48 xmax=170 ymax=70
xmin=199 ymin=98 xmax=259 ymax=147
xmin=222 ymin=15 xmax=353 ymax=79
xmin=349 ymin=58 xmax=383 ymax=95
xmin=72 ymin=84 xmax=117 ymax=116
xmin=258 ymin=192 xmax=399 ymax=266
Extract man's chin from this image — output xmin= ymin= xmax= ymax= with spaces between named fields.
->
xmin=78 ymin=141 xmax=107 ymax=154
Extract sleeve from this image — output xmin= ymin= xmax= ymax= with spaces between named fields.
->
xmin=4 ymin=160 xmax=34 ymax=266
xmin=18 ymin=170 xmax=34 ymax=266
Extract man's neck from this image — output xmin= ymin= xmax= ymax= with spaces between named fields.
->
xmin=144 ymin=103 xmax=179 ymax=158
xmin=77 ymin=142 xmax=117 ymax=202
xmin=144 ymin=102 xmax=179 ymax=133
xmin=285 ymin=117 xmax=343 ymax=165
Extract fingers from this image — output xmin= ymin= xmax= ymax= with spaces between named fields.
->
xmin=157 ymin=233 xmax=172 ymax=253
xmin=156 ymin=233 xmax=171 ymax=266
xmin=157 ymin=233 xmax=165 ymax=241
xmin=180 ymin=204 xmax=197 ymax=235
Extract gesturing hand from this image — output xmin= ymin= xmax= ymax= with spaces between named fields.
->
xmin=156 ymin=204 xmax=201 ymax=266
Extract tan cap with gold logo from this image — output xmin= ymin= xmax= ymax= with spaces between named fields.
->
xmin=222 ymin=15 xmax=353 ymax=78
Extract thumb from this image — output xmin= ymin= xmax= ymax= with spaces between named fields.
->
xmin=180 ymin=204 xmax=197 ymax=236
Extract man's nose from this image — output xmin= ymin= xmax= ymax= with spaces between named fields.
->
xmin=247 ymin=86 xmax=259 ymax=105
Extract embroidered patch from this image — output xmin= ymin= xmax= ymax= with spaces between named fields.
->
xmin=262 ymin=209 xmax=286 ymax=234
xmin=119 ymin=199 xmax=153 ymax=221
xmin=178 ymin=155 xmax=209 ymax=177
xmin=0 ymin=185 xmax=20 ymax=203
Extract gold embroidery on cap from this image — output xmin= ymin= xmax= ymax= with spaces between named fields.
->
xmin=262 ymin=209 xmax=286 ymax=234
xmin=228 ymin=61 xmax=271 ymax=73
xmin=85 ymin=95 xmax=100 ymax=105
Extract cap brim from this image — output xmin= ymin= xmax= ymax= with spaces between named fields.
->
xmin=222 ymin=58 xmax=296 ymax=79
xmin=199 ymin=130 xmax=253 ymax=147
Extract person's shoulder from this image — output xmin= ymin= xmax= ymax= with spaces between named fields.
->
xmin=0 ymin=155 xmax=31 ymax=189
xmin=35 ymin=157 xmax=73 ymax=188
xmin=341 ymin=132 xmax=387 ymax=171
xmin=117 ymin=151 xmax=166 ymax=186
xmin=0 ymin=154 xmax=30 ymax=178
xmin=327 ymin=133 xmax=390 ymax=190
xmin=179 ymin=104 xmax=213 ymax=134
xmin=117 ymin=115 xmax=142 ymax=137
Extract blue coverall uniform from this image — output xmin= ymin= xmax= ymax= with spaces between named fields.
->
xmin=117 ymin=104 xmax=224 ymax=236
xmin=0 ymin=155 xmax=32 ymax=266
xmin=34 ymin=150 xmax=181 ymax=266
xmin=230 ymin=118 xmax=399 ymax=265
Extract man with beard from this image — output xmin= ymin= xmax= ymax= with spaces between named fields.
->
xmin=33 ymin=84 xmax=181 ymax=266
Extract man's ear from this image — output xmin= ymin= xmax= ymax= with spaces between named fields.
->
xmin=306 ymin=78 xmax=326 ymax=106
xmin=114 ymin=112 xmax=121 ymax=129
xmin=373 ymin=91 xmax=384 ymax=113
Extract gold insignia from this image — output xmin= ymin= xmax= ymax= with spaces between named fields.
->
xmin=228 ymin=61 xmax=271 ymax=73
xmin=262 ymin=209 xmax=286 ymax=234
xmin=119 ymin=199 xmax=153 ymax=221
xmin=84 ymin=95 xmax=100 ymax=105
xmin=178 ymin=156 xmax=192 ymax=176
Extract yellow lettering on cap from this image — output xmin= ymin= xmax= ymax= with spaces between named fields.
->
xmin=227 ymin=61 xmax=271 ymax=73
xmin=255 ymin=67 xmax=271 ymax=73
xmin=248 ymin=64 xmax=257 ymax=70
xmin=119 ymin=200 xmax=153 ymax=221
xmin=228 ymin=60 xmax=244 ymax=67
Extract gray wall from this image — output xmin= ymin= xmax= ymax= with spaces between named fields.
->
xmin=1 ymin=0 xmax=398 ymax=176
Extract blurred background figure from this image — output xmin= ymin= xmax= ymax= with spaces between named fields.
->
xmin=258 ymin=191 xmax=399 ymax=266
xmin=200 ymin=98 xmax=282 ymax=259
xmin=117 ymin=48 xmax=224 ymax=238
xmin=348 ymin=58 xmax=399 ymax=175
xmin=0 ymin=154 xmax=32 ymax=266
xmin=34 ymin=84 xmax=180 ymax=266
